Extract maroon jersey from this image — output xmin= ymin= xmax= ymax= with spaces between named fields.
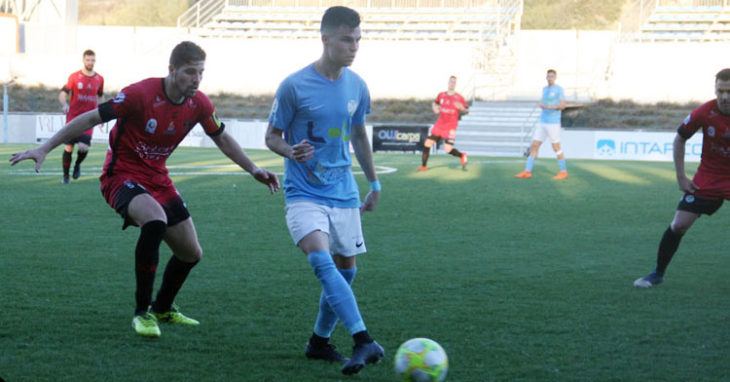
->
xmin=431 ymin=91 xmax=467 ymax=139
xmin=678 ymin=99 xmax=730 ymax=176
xmin=98 ymin=78 xmax=224 ymax=182
xmin=63 ymin=70 xmax=104 ymax=136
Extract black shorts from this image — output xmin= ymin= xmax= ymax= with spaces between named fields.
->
xmin=427 ymin=135 xmax=455 ymax=146
xmin=677 ymin=193 xmax=723 ymax=216
xmin=64 ymin=134 xmax=92 ymax=146
xmin=113 ymin=180 xmax=191 ymax=230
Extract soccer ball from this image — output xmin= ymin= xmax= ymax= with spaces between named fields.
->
xmin=394 ymin=338 xmax=448 ymax=382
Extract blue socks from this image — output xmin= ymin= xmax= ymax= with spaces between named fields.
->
xmin=526 ymin=156 xmax=567 ymax=172
xmin=308 ymin=250 xmax=366 ymax=335
xmin=314 ymin=268 xmax=357 ymax=337
xmin=525 ymin=156 xmax=535 ymax=171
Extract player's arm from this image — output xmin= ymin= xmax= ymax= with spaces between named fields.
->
xmin=210 ymin=130 xmax=279 ymax=194
xmin=265 ymin=122 xmax=314 ymax=162
xmin=351 ymin=123 xmax=380 ymax=213
xmin=9 ymin=109 xmax=101 ymax=171
xmin=456 ymin=96 xmax=469 ymax=115
xmin=59 ymin=88 xmax=70 ymax=114
xmin=673 ymin=132 xmax=698 ymax=194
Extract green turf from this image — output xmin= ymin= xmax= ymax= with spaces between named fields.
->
xmin=2 ymin=144 xmax=729 ymax=381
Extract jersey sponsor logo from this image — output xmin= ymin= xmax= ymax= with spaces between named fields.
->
xmin=77 ymin=94 xmax=98 ymax=103
xmin=347 ymin=100 xmax=357 ymax=117
xmin=164 ymin=121 xmax=176 ymax=135
xmin=135 ymin=141 xmax=174 ymax=160
xmin=113 ymin=93 xmax=126 ymax=104
xmin=145 ymin=118 xmax=158 ymax=134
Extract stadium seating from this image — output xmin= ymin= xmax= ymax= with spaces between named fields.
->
xmin=183 ymin=1 xmax=521 ymax=41
xmin=633 ymin=2 xmax=730 ymax=42
xmin=450 ymin=101 xmax=539 ymax=157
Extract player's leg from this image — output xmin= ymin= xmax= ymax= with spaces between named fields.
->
xmin=150 ymin=196 xmax=201 ymax=325
xmin=443 ymin=139 xmax=467 ymax=169
xmin=548 ymin=125 xmax=567 ymax=179
xmin=308 ymin=207 xmax=367 ymax=362
xmin=419 ymin=136 xmax=436 ymax=171
xmin=327 ymin=207 xmax=384 ymax=374
xmin=62 ymin=143 xmax=74 ymax=184
xmin=287 ymin=202 xmax=348 ymax=361
xmin=124 ymin=191 xmax=169 ymax=337
xmin=333 ymin=256 xmax=383 ymax=375
xmin=634 ymin=194 xmax=721 ymax=288
xmin=299 ymin=231 xmax=382 ymax=374
xmin=515 ymin=138 xmax=542 ymax=178
xmin=72 ymin=137 xmax=91 ymax=179
xmin=308 ymin=252 xmax=356 ymax=363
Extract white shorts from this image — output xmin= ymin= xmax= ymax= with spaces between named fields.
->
xmin=532 ymin=122 xmax=562 ymax=143
xmin=285 ymin=201 xmax=366 ymax=257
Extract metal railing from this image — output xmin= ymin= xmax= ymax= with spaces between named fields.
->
xmin=178 ymin=0 xmax=227 ymax=28
xmin=617 ymin=0 xmax=730 ymax=42
xmin=179 ymin=0 xmax=507 ymax=28
xmin=227 ymin=0 xmax=500 ymax=7
xmin=656 ymin=0 xmax=728 ymax=6
xmin=469 ymin=0 xmax=523 ymax=100
xmin=618 ymin=0 xmax=658 ymax=37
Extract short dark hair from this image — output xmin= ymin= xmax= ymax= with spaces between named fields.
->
xmin=547 ymin=69 xmax=557 ymax=75
xmin=83 ymin=49 xmax=95 ymax=57
xmin=449 ymin=75 xmax=457 ymax=80
xmin=321 ymin=6 xmax=360 ymax=33
xmin=169 ymin=41 xmax=206 ymax=68
xmin=716 ymin=68 xmax=730 ymax=82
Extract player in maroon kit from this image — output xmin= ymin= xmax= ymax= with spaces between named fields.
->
xmin=418 ymin=75 xmax=469 ymax=171
xmin=10 ymin=41 xmax=280 ymax=337
xmin=58 ymin=49 xmax=104 ymax=184
xmin=634 ymin=68 xmax=730 ymax=288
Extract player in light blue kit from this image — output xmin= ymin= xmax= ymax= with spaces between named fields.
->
xmin=264 ymin=6 xmax=384 ymax=376
xmin=515 ymin=68 xmax=568 ymax=179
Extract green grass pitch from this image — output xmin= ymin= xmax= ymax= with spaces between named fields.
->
xmin=1 ymin=144 xmax=729 ymax=381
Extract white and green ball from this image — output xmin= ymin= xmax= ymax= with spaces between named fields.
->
xmin=394 ymin=338 xmax=448 ymax=382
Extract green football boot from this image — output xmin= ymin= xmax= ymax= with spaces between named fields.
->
xmin=132 ymin=312 xmax=161 ymax=338
xmin=152 ymin=304 xmax=200 ymax=325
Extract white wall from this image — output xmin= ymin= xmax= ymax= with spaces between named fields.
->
xmin=2 ymin=25 xmax=726 ymax=103
xmin=7 ymin=25 xmax=474 ymax=100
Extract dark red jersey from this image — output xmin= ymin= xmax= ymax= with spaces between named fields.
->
xmin=63 ymin=70 xmax=104 ymax=128
xmin=432 ymin=91 xmax=467 ymax=139
xmin=678 ymin=99 xmax=730 ymax=176
xmin=98 ymin=78 xmax=224 ymax=181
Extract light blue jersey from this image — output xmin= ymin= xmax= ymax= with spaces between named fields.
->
xmin=540 ymin=85 xmax=565 ymax=124
xmin=269 ymin=64 xmax=370 ymax=208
